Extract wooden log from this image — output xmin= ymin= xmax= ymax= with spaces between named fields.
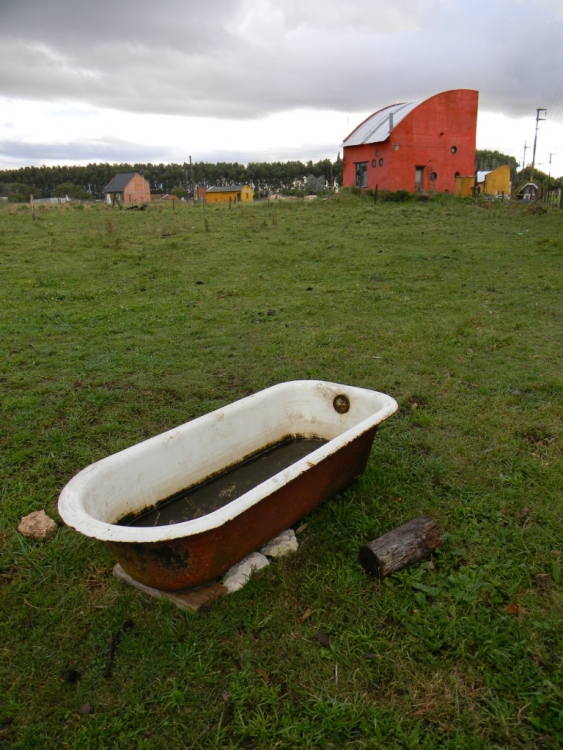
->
xmin=359 ymin=516 xmax=441 ymax=579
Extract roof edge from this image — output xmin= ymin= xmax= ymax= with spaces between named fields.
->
xmin=343 ymin=103 xmax=406 ymax=144
xmin=343 ymin=89 xmax=479 ymax=148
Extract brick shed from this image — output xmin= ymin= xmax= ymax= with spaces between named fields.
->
xmin=342 ymin=89 xmax=478 ymax=194
xmin=103 ymin=173 xmax=151 ymax=205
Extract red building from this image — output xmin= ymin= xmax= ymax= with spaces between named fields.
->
xmin=342 ymin=89 xmax=478 ymax=194
xmin=103 ymin=173 xmax=151 ymax=205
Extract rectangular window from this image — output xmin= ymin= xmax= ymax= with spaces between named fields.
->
xmin=355 ymin=162 xmax=368 ymax=188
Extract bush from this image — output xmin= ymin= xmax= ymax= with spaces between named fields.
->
xmin=54 ymin=182 xmax=91 ymax=200
xmin=171 ymin=187 xmax=189 ymax=199
xmin=380 ymin=189 xmax=412 ymax=202
xmin=280 ymin=188 xmax=305 ymax=197
xmin=8 ymin=183 xmax=41 ymax=201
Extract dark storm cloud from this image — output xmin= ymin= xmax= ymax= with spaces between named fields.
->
xmin=1 ymin=0 xmax=562 ymax=119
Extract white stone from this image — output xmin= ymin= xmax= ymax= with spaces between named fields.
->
xmin=17 ymin=510 xmax=58 ymax=540
xmin=260 ymin=529 xmax=298 ymax=558
xmin=222 ymin=552 xmax=270 ymax=593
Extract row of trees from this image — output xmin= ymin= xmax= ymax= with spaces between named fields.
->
xmin=0 ymin=157 xmax=343 ymax=200
xmin=475 ymin=150 xmax=519 ymax=180
xmin=2 ymin=151 xmax=559 ymax=202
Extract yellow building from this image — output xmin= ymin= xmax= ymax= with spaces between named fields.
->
xmin=477 ymin=165 xmax=511 ymax=197
xmin=455 ymin=175 xmax=475 ymax=197
xmin=205 ymin=184 xmax=254 ymax=204
xmin=484 ymin=165 xmax=511 ymax=196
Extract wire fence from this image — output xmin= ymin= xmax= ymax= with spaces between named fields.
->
xmin=539 ymin=188 xmax=562 ymax=208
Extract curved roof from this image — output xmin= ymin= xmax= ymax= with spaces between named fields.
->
xmin=343 ymin=100 xmax=420 ymax=147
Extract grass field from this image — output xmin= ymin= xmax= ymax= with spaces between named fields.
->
xmin=1 ymin=194 xmax=563 ymax=749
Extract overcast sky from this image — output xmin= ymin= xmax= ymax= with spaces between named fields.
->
xmin=1 ymin=0 xmax=563 ymax=175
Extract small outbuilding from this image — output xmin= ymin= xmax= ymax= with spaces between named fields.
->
xmin=476 ymin=165 xmax=511 ymax=197
xmin=342 ymin=89 xmax=478 ymax=194
xmin=516 ymin=182 xmax=539 ymax=201
xmin=206 ymin=184 xmax=253 ymax=204
xmin=455 ymin=175 xmax=476 ymax=198
xmin=103 ymin=173 xmax=151 ymax=205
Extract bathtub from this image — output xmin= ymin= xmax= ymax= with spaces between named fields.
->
xmin=58 ymin=380 xmax=398 ymax=590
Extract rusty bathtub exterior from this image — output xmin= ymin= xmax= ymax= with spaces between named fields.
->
xmin=58 ymin=381 xmax=397 ymax=591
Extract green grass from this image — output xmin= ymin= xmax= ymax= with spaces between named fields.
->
xmin=1 ymin=194 xmax=563 ymax=749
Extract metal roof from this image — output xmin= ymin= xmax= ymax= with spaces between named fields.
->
xmin=207 ymin=185 xmax=245 ymax=193
xmin=103 ymin=173 xmax=139 ymax=193
xmin=517 ymin=182 xmax=538 ymax=193
xmin=343 ymin=101 xmax=420 ymax=147
xmin=476 ymin=171 xmax=492 ymax=182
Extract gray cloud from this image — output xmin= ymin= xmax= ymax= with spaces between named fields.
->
xmin=0 ymin=137 xmax=337 ymax=168
xmin=1 ymin=0 xmax=562 ymax=122
xmin=0 ymin=137 xmax=176 ymax=164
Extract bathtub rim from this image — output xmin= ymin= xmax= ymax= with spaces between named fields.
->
xmin=58 ymin=380 xmax=398 ymax=544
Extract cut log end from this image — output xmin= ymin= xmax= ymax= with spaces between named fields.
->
xmin=359 ymin=516 xmax=441 ymax=579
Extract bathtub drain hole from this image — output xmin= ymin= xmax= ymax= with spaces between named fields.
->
xmin=333 ymin=394 xmax=350 ymax=414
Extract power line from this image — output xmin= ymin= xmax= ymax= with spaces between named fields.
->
xmin=553 ymin=98 xmax=563 ymax=121
xmin=548 ymin=76 xmax=563 ymax=112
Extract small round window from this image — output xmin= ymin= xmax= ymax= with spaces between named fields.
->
xmin=371 ymin=159 xmax=377 ymax=168
xmin=376 ymin=150 xmax=380 ymax=157
xmin=379 ymin=158 xmax=384 ymax=166
xmin=454 ymin=172 xmax=460 ymax=179
xmin=451 ymin=146 xmax=457 ymax=154
xmin=429 ymin=171 xmax=437 ymax=181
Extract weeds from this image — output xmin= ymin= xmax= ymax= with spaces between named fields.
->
xmin=1 ymin=197 xmax=563 ymax=748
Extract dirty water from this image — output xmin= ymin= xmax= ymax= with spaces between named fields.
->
xmin=121 ymin=437 xmax=327 ymax=527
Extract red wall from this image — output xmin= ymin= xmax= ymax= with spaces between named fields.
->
xmin=123 ymin=174 xmax=151 ymax=204
xmin=343 ymin=90 xmax=478 ymax=193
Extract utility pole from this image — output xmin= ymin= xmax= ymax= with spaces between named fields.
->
xmin=547 ymin=154 xmax=557 ymax=204
xmin=548 ymin=153 xmax=555 ymax=193
xmin=189 ymin=155 xmax=194 ymax=203
xmin=522 ymin=140 xmax=529 ymax=170
xmin=530 ymin=108 xmax=547 ymax=183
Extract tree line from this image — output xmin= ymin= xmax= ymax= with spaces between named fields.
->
xmin=475 ymin=150 xmax=519 ymax=179
xmin=1 ymin=151 xmax=559 ymax=202
xmin=0 ymin=158 xmax=343 ymax=201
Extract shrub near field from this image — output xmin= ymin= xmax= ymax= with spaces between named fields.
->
xmin=1 ymin=195 xmax=563 ymax=749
